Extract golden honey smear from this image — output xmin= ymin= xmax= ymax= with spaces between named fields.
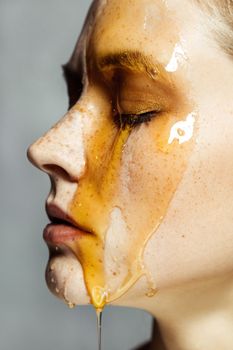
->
xmin=65 ymin=91 xmax=197 ymax=310
xmin=65 ymin=122 xmax=131 ymax=309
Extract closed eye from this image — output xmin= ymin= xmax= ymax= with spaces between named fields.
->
xmin=114 ymin=111 xmax=160 ymax=129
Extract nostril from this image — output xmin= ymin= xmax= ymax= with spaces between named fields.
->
xmin=43 ymin=164 xmax=73 ymax=181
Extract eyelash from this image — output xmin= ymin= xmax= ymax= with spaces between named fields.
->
xmin=114 ymin=111 xmax=159 ymax=129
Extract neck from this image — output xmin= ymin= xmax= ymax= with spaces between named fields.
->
xmin=143 ymin=272 xmax=233 ymax=350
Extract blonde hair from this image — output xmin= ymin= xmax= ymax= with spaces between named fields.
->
xmin=194 ymin=0 xmax=233 ymax=56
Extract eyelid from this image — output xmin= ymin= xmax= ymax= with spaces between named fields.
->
xmin=118 ymin=103 xmax=163 ymax=115
xmin=114 ymin=110 xmax=160 ymax=129
xmin=114 ymin=70 xmax=174 ymax=114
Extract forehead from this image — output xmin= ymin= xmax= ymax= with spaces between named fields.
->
xmin=87 ymin=0 xmax=180 ymax=66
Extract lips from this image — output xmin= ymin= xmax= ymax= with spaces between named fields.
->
xmin=43 ymin=223 xmax=84 ymax=244
xmin=44 ymin=203 xmax=87 ymax=245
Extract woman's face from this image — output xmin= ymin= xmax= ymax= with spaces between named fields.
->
xmin=28 ymin=0 xmax=233 ymax=310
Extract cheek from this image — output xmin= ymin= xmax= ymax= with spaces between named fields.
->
xmin=64 ymin=103 xmax=197 ymax=306
xmin=143 ymin=109 xmax=233 ymax=288
xmin=118 ymin=111 xmax=196 ymax=247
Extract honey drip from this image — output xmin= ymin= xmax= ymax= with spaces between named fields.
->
xmin=96 ymin=309 xmax=103 ymax=350
xmin=65 ymin=102 xmax=197 ymax=309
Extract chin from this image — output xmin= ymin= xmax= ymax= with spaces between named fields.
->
xmin=45 ymin=247 xmax=90 ymax=306
xmin=44 ymin=250 xmax=148 ymax=309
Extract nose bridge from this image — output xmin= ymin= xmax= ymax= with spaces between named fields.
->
xmin=27 ymin=109 xmax=86 ymax=181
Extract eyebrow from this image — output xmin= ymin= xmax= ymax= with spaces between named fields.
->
xmin=97 ymin=51 xmax=162 ymax=79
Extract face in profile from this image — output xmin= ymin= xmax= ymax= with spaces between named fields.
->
xmin=27 ymin=0 xmax=233 ymax=311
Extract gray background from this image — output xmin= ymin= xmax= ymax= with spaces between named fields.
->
xmin=1 ymin=1 xmax=152 ymax=349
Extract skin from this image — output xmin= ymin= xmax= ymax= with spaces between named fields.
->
xmin=27 ymin=0 xmax=233 ymax=349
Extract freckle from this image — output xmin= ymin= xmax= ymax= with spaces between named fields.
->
xmin=36 ymin=139 xmax=43 ymax=146
xmin=77 ymin=106 xmax=85 ymax=114
xmin=182 ymin=235 xmax=185 ymax=238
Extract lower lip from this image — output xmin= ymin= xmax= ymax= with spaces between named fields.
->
xmin=43 ymin=224 xmax=84 ymax=245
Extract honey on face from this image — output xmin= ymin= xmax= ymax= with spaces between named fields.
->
xmin=62 ymin=1 xmax=197 ymax=310
xmin=64 ymin=93 xmax=196 ymax=309
xmin=65 ymin=122 xmax=132 ymax=308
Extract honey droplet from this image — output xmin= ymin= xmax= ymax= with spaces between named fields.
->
xmin=91 ymin=286 xmax=108 ymax=310
xmin=146 ymin=288 xmax=157 ymax=298
xmin=177 ymin=128 xmax=185 ymax=137
xmin=67 ymin=301 xmax=75 ymax=309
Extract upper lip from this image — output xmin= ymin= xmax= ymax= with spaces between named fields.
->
xmin=46 ymin=203 xmax=80 ymax=229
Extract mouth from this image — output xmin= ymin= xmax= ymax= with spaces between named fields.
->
xmin=43 ymin=204 xmax=89 ymax=245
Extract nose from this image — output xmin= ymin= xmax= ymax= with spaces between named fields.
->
xmin=27 ymin=109 xmax=86 ymax=181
